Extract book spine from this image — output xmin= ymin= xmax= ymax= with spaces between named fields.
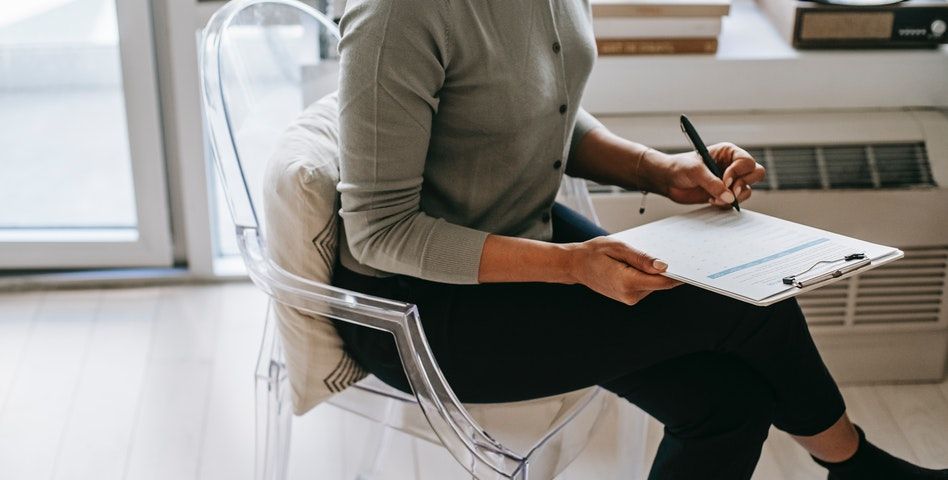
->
xmin=593 ymin=17 xmax=723 ymax=39
xmin=596 ymin=38 xmax=718 ymax=55
xmin=592 ymin=4 xmax=731 ymax=18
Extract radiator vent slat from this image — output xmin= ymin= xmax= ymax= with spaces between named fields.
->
xmin=853 ymin=246 xmax=947 ymax=326
xmin=824 ymin=146 xmax=875 ymax=189
xmin=857 ymin=287 xmax=942 ymax=297
xmin=856 ymin=305 xmax=940 ymax=315
xmin=770 ymin=142 xmax=934 ymax=190
xmin=798 ymin=304 xmax=847 ymax=313
xmin=587 ymin=142 xmax=935 ymax=193
xmin=795 ymin=246 xmax=946 ymax=328
xmin=798 ymin=278 xmax=850 ymax=327
xmin=856 ymin=295 xmax=942 ymax=305
xmin=860 ymin=268 xmax=945 ymax=279
xmin=856 ymin=278 xmax=944 ymax=288
xmin=855 ymin=314 xmax=941 ymax=325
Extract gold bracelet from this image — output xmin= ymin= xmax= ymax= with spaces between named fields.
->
xmin=634 ymin=147 xmax=655 ymax=189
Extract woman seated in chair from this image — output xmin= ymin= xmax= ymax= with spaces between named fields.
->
xmin=330 ymin=0 xmax=947 ymax=478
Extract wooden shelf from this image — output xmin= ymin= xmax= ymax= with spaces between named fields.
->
xmin=583 ymin=0 xmax=948 ymax=115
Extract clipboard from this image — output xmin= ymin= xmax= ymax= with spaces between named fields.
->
xmin=610 ymin=207 xmax=905 ymax=307
xmin=731 ymin=249 xmax=903 ymax=306
xmin=782 ymin=253 xmax=871 ymax=288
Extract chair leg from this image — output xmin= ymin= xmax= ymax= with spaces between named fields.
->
xmin=353 ymin=399 xmax=396 ymax=480
xmin=274 ymin=370 xmax=293 ymax=480
xmin=256 ymin=358 xmax=293 ymax=480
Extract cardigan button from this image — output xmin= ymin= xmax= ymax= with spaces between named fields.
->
xmin=553 ymin=160 xmax=563 ymax=169
xmin=552 ymin=42 xmax=561 ymax=53
xmin=541 ymin=212 xmax=551 ymax=223
xmin=559 ymin=104 xmax=567 ymax=114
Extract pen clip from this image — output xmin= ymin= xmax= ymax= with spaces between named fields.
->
xmin=680 ymin=115 xmax=705 ymax=157
xmin=782 ymin=253 xmax=870 ymax=289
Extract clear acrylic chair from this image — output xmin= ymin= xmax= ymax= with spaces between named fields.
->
xmin=200 ymin=1 xmax=645 ymax=478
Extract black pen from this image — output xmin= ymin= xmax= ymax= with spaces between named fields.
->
xmin=680 ymin=114 xmax=740 ymax=212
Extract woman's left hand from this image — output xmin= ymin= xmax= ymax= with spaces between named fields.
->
xmin=657 ymin=142 xmax=766 ymax=207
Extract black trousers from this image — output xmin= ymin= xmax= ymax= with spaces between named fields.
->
xmin=332 ymin=203 xmax=846 ymax=480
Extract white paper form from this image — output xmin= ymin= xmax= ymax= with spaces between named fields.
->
xmin=610 ymin=207 xmax=902 ymax=304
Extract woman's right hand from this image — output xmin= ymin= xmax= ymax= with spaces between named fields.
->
xmin=564 ymin=237 xmax=681 ymax=305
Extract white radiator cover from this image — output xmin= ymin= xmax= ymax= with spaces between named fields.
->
xmin=592 ymin=109 xmax=948 ymax=383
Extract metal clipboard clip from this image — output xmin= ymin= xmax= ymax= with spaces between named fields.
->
xmin=781 ymin=253 xmax=871 ymax=289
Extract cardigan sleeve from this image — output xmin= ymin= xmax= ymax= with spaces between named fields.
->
xmin=336 ymin=0 xmax=489 ymax=284
xmin=568 ymin=108 xmax=605 ymax=164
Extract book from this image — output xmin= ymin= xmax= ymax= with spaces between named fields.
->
xmin=592 ymin=16 xmax=723 ymax=38
xmin=610 ymin=207 xmax=903 ymax=306
xmin=592 ymin=0 xmax=731 ymax=18
xmin=596 ymin=37 xmax=718 ymax=55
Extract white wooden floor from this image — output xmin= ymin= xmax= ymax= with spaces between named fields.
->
xmin=1 ymin=284 xmax=946 ymax=480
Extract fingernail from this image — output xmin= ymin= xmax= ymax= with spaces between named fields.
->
xmin=653 ymin=259 xmax=668 ymax=271
xmin=734 ymin=185 xmax=742 ymax=196
xmin=725 ymin=177 xmax=733 ymax=187
xmin=721 ymin=191 xmax=736 ymax=203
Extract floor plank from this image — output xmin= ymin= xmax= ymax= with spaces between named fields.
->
xmin=0 ymin=289 xmax=100 ymax=480
xmin=876 ymin=383 xmax=948 ymax=469
xmin=124 ymin=286 xmax=224 ymax=480
xmin=51 ymin=288 xmax=161 ymax=480
xmin=124 ymin=359 xmax=214 ymax=480
xmin=198 ymin=284 xmax=266 ymax=480
xmin=147 ymin=286 xmax=224 ymax=363
xmin=0 ymin=290 xmax=42 ymax=413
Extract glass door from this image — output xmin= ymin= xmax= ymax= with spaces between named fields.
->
xmin=0 ymin=0 xmax=171 ymax=269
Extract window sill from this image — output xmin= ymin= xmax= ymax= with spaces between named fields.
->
xmin=585 ymin=0 xmax=948 ymax=115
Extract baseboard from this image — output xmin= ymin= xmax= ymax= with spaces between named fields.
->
xmin=0 ymin=266 xmax=243 ymax=292
xmin=813 ymin=328 xmax=948 ymax=384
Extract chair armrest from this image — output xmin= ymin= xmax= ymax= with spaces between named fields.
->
xmin=235 ymin=226 xmax=527 ymax=478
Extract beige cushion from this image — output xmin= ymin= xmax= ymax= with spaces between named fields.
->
xmin=263 ymin=92 xmax=366 ymax=415
xmin=261 ymin=92 xmax=604 ymax=426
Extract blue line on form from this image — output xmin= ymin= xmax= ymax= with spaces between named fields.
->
xmin=707 ymin=238 xmax=830 ymax=279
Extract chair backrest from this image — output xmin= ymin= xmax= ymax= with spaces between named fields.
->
xmin=202 ymin=0 xmax=416 ymax=342
xmin=201 ymin=0 xmax=340 ymax=233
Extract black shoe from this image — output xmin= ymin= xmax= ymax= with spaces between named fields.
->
xmin=813 ymin=425 xmax=948 ymax=480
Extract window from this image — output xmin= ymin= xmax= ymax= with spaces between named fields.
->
xmin=0 ymin=0 xmax=171 ymax=269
